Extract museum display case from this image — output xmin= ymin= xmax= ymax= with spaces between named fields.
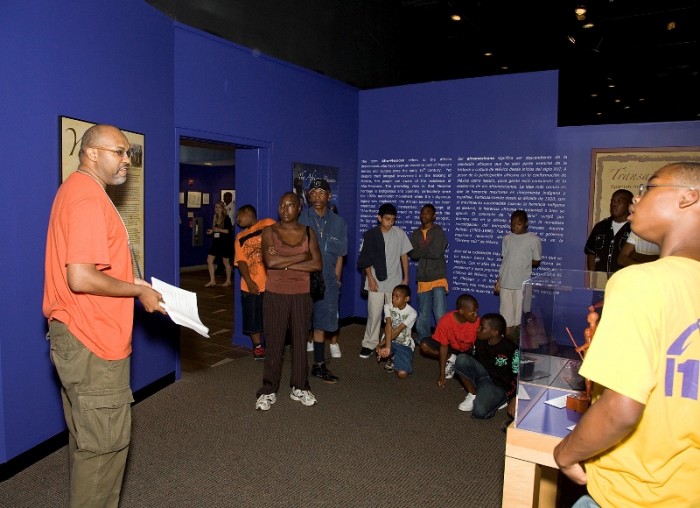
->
xmin=514 ymin=269 xmax=607 ymax=438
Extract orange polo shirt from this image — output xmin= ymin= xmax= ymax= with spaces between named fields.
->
xmin=43 ymin=172 xmax=134 ymax=360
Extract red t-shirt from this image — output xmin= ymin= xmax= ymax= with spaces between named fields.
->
xmin=43 ymin=171 xmax=134 ymax=360
xmin=432 ymin=310 xmax=479 ymax=352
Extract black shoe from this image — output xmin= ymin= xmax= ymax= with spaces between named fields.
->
xmin=359 ymin=347 xmax=373 ymax=359
xmin=311 ymin=363 xmax=339 ymax=384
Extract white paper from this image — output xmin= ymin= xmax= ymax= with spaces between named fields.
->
xmin=544 ymin=395 xmax=569 ymax=409
xmin=151 ymin=277 xmax=209 ymax=338
xmin=517 ymin=384 xmax=531 ymax=400
xmin=567 ymin=424 xmax=577 ymax=431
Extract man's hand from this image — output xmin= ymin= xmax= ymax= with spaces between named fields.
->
xmin=437 ymin=375 xmax=446 ymax=387
xmin=137 ymin=284 xmax=167 ymax=314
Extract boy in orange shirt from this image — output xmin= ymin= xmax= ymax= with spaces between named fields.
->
xmin=419 ymin=294 xmax=479 ymax=386
xmin=234 ymin=205 xmax=275 ymax=360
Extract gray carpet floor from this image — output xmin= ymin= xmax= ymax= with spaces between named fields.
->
xmin=0 ymin=324 xmax=509 ymax=507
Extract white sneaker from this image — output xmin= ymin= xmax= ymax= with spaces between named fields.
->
xmin=290 ymin=388 xmax=317 ymax=406
xmin=255 ymin=393 xmax=276 ymax=411
xmin=306 ymin=341 xmax=314 ymax=352
xmin=458 ymin=393 xmax=476 ymax=412
xmin=330 ymin=343 xmax=341 ymax=358
xmin=444 ymin=354 xmax=457 ymax=379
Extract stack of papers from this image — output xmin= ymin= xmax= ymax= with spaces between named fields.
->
xmin=151 ymin=277 xmax=209 ymax=338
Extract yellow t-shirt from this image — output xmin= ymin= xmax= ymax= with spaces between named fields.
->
xmin=580 ymin=257 xmax=700 ymax=507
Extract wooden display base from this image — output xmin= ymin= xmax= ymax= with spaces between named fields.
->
xmin=566 ymin=393 xmax=590 ymax=414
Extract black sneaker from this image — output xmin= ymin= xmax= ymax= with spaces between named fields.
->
xmin=359 ymin=347 xmax=374 ymax=359
xmin=311 ymin=363 xmax=339 ymax=384
xmin=384 ymin=357 xmax=395 ymax=372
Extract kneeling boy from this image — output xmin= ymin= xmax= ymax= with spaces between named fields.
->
xmin=376 ymin=285 xmax=417 ymax=379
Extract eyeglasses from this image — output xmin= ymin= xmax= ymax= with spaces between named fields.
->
xmin=638 ymin=183 xmax=696 ymax=196
xmin=90 ymin=146 xmax=135 ymax=159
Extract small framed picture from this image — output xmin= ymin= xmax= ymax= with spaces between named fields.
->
xmin=187 ymin=191 xmax=202 ymax=208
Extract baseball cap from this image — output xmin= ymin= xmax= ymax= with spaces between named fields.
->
xmin=309 ymin=179 xmax=331 ymax=192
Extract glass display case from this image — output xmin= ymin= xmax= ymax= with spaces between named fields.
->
xmin=514 ymin=269 xmax=607 ymax=438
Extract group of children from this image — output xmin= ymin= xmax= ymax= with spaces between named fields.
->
xmin=231 ymin=197 xmax=539 ymax=418
xmin=359 ymin=203 xmax=540 ymax=418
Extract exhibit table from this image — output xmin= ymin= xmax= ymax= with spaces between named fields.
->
xmin=503 ymin=384 xmax=583 ymax=507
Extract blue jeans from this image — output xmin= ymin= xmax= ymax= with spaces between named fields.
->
xmin=415 ymin=286 xmax=447 ymax=344
xmin=454 ymin=353 xmax=508 ymax=419
xmin=571 ymin=495 xmax=600 ymax=508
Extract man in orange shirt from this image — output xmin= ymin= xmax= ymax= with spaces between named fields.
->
xmin=234 ymin=204 xmax=275 ymax=360
xmin=43 ymin=124 xmax=165 ymax=507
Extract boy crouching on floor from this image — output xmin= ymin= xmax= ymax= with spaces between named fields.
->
xmin=376 ymin=285 xmax=417 ymax=379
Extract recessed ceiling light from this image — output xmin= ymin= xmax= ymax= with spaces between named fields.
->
xmin=608 ymin=84 xmax=615 ymax=88
xmin=484 ymin=52 xmax=493 ymax=57
xmin=451 ymin=14 xmax=461 ymax=21
xmin=501 ymin=66 xmax=509 ymax=70
xmin=614 ymin=99 xmax=621 ymax=103
xmin=568 ymin=35 xmax=576 ymax=44
xmin=575 ymin=6 xmax=587 ymax=16
xmin=596 ymin=112 xmax=603 ymax=116
xmin=590 ymin=93 xmax=598 ymax=97
xmin=667 ymin=21 xmax=676 ymax=31
xmin=583 ymin=23 xmax=594 ymax=29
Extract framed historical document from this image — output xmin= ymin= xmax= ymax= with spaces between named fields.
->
xmin=59 ymin=116 xmax=146 ymax=275
xmin=590 ymin=147 xmax=700 ymax=228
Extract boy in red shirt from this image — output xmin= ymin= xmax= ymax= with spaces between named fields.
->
xmin=419 ymin=294 xmax=479 ymax=387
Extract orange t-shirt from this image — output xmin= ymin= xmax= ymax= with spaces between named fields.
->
xmin=234 ymin=218 xmax=275 ymax=292
xmin=43 ymin=172 xmax=134 ymax=360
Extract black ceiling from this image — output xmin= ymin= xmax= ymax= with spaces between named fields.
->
xmin=147 ymin=0 xmax=700 ymax=126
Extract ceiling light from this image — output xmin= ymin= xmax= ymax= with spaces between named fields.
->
xmin=583 ymin=22 xmax=594 ymax=29
xmin=590 ymin=93 xmax=598 ymax=97
xmin=451 ymin=14 xmax=461 ymax=21
xmin=501 ymin=66 xmax=509 ymax=70
xmin=608 ymin=84 xmax=615 ymax=88
xmin=614 ymin=99 xmax=621 ymax=103
xmin=575 ymin=6 xmax=587 ymax=16
xmin=568 ymin=35 xmax=576 ymax=44
xmin=484 ymin=52 xmax=493 ymax=57
xmin=667 ymin=21 xmax=676 ymax=30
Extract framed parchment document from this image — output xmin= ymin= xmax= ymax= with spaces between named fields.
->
xmin=590 ymin=147 xmax=700 ymax=229
xmin=59 ymin=116 xmax=146 ymax=276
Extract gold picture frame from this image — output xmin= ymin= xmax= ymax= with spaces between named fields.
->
xmin=590 ymin=147 xmax=700 ymax=229
xmin=59 ymin=116 xmax=146 ymax=275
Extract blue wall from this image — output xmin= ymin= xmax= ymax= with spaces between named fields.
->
xmin=0 ymin=3 xmax=358 ymax=464
xmin=173 ymin=25 xmax=360 ymax=347
xmin=356 ymin=73 xmax=700 ymax=317
xmin=1 ymin=0 xmax=699 ymax=469
xmin=0 ymin=0 xmax=178 ymax=463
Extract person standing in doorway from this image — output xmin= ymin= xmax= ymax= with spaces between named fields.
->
xmin=409 ymin=203 xmax=448 ymax=345
xmin=43 ymin=124 xmax=166 ymax=507
xmin=223 ymin=191 xmax=235 ymax=224
xmin=234 ymin=204 xmax=275 ymax=360
xmin=205 ymin=201 xmax=234 ymax=287
xmin=299 ymin=179 xmax=347 ymax=383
